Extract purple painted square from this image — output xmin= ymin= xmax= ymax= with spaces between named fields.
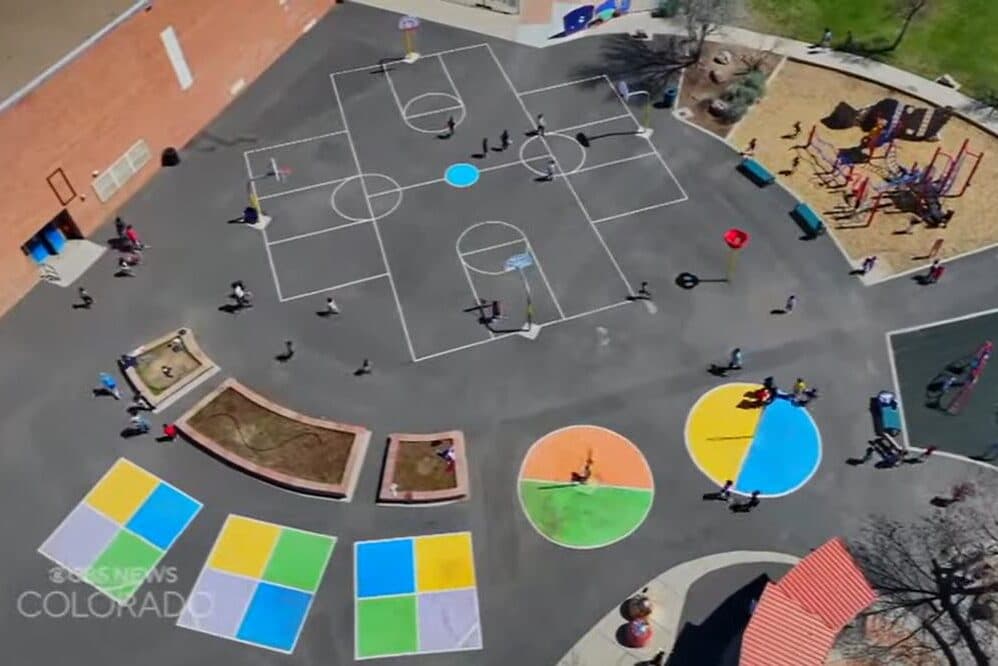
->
xmin=418 ymin=588 xmax=482 ymax=651
xmin=39 ymin=503 xmax=119 ymax=573
xmin=178 ymin=567 xmax=258 ymax=638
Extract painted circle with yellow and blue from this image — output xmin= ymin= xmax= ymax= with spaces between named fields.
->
xmin=685 ymin=383 xmax=822 ymax=497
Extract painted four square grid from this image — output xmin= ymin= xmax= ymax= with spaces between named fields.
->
xmin=355 ymin=531 xmax=483 ymax=659
xmin=38 ymin=458 xmax=202 ymax=603
xmin=177 ymin=514 xmax=336 ymax=653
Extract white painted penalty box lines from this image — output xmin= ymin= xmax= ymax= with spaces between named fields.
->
xmin=412 ymin=300 xmax=635 ymax=363
xmin=405 ymin=104 xmax=464 ymax=120
xmin=459 ymin=238 xmax=525 ymax=257
xmin=592 ymin=196 xmax=690 ymax=225
xmin=279 ymin=273 xmax=389 ymax=303
xmin=516 ymin=75 xmax=608 ymax=97
xmin=257 ymin=176 xmax=352 ymax=201
xmin=267 ymin=218 xmax=371 ymax=246
xmin=244 ymin=130 xmax=348 ymax=157
xmin=328 ymin=43 xmax=489 ymax=77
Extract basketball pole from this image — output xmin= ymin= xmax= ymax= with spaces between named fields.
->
xmin=403 ymin=29 xmax=412 ymax=57
xmin=518 ymin=267 xmax=533 ymax=328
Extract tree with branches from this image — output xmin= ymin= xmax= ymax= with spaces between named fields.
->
xmin=577 ymin=0 xmax=735 ymax=96
xmin=843 ymin=475 xmax=998 ymax=665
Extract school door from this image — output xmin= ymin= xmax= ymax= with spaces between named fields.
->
xmin=21 ymin=210 xmax=82 ymax=264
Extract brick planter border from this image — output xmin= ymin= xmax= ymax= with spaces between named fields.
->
xmin=176 ymin=378 xmax=370 ymax=501
xmin=378 ymin=431 xmax=469 ymax=504
xmin=123 ymin=327 xmax=219 ymax=412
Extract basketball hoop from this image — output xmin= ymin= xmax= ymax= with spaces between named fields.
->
xmin=272 ymin=167 xmax=292 ymax=183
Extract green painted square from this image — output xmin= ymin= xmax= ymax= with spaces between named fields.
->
xmin=262 ymin=529 xmax=336 ymax=592
xmin=356 ymin=595 xmax=418 ymax=658
xmin=84 ymin=530 xmax=163 ymax=602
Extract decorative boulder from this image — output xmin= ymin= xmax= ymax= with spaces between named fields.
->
xmin=709 ymin=98 xmax=729 ymax=117
xmin=714 ymin=50 xmax=733 ymax=65
xmin=710 ymin=69 xmax=726 ymax=85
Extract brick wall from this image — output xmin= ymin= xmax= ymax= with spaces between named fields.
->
xmin=0 ymin=0 xmax=336 ymax=315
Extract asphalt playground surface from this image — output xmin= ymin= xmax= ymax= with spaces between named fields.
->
xmin=891 ymin=310 xmax=998 ymax=458
xmin=2 ymin=3 xmax=997 ymax=665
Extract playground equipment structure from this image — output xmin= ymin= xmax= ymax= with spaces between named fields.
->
xmin=946 ymin=340 xmax=993 ymax=415
xmin=857 ymin=137 xmax=984 ymax=226
xmin=805 ymin=125 xmax=860 ymax=188
xmin=818 ymin=133 xmax=983 ymax=228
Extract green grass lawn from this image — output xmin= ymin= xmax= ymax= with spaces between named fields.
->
xmin=745 ymin=0 xmax=997 ymax=100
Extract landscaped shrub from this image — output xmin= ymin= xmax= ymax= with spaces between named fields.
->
xmin=721 ymin=82 xmax=759 ymax=106
xmin=720 ymin=100 xmax=749 ymax=123
xmin=741 ymin=69 xmax=768 ymax=96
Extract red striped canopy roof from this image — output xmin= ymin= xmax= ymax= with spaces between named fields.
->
xmin=740 ymin=538 xmax=877 ymax=666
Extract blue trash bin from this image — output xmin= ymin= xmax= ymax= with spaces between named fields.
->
xmin=43 ymin=224 xmax=66 ymax=254
xmin=662 ymin=87 xmax=679 ymax=109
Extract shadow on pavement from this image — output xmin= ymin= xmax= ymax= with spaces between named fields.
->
xmin=665 ymin=574 xmax=771 ymax=666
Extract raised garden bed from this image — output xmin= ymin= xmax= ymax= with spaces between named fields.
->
xmin=123 ymin=328 xmax=219 ymax=410
xmin=177 ymin=378 xmax=370 ymax=500
xmin=378 ymin=431 xmax=469 ymax=504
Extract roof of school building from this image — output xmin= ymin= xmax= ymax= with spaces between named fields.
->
xmin=0 ymin=0 xmax=140 ymax=105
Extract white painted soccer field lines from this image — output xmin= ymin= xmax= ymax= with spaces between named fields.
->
xmin=263 ymin=45 xmax=683 ymax=361
xmin=279 ymin=273 xmax=389 ymax=304
xmin=258 ymin=176 xmax=352 ymax=202
xmin=485 ymin=44 xmax=635 ymax=296
xmin=244 ymin=130 xmax=348 ymax=157
xmin=456 ymin=225 xmax=566 ymax=321
xmin=330 ymin=73 xmax=418 ymax=363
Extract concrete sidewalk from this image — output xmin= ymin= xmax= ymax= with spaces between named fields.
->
xmin=555 ymin=550 xmax=801 ymax=665
xmin=352 ymin=1 xmax=997 ymax=134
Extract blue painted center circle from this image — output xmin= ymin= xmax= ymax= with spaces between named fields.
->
xmin=445 ymin=163 xmax=479 ymax=188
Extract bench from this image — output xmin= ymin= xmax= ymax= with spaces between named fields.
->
xmin=792 ymin=203 xmax=825 ymax=238
xmin=871 ymin=397 xmax=902 ymax=436
xmin=738 ymin=158 xmax=775 ymax=186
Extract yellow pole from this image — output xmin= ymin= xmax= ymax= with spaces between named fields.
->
xmin=403 ymin=30 xmax=412 ymax=56
xmin=248 ymin=185 xmax=261 ymax=215
xmin=644 ymin=97 xmax=652 ymax=129
xmin=726 ymin=249 xmax=739 ymax=282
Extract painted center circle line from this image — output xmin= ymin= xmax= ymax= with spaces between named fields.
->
xmin=517 ymin=425 xmax=654 ymax=550
xmin=445 ymin=163 xmax=479 ymax=188
xmin=684 ymin=382 xmax=822 ymax=498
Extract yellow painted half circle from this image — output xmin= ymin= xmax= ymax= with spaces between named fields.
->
xmin=685 ymin=383 xmax=764 ymax=486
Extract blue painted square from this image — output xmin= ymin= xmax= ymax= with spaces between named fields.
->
xmin=356 ymin=538 xmax=415 ymax=598
xmin=125 ymin=483 xmax=202 ymax=550
xmin=236 ymin=581 xmax=312 ymax=653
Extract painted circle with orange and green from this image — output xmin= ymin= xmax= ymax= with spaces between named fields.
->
xmin=684 ymin=382 xmax=822 ymax=497
xmin=517 ymin=425 xmax=654 ymax=549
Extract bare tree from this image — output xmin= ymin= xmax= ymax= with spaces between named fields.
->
xmin=844 ymin=475 xmax=998 ymax=665
xmin=681 ymin=0 xmax=734 ymax=60
xmin=572 ymin=0 xmax=735 ymax=95
xmin=887 ymin=0 xmax=930 ymax=52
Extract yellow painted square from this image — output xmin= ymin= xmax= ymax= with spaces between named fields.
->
xmin=208 ymin=515 xmax=281 ymax=578
xmin=415 ymin=532 xmax=476 ymax=592
xmin=84 ymin=459 xmax=159 ymax=524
